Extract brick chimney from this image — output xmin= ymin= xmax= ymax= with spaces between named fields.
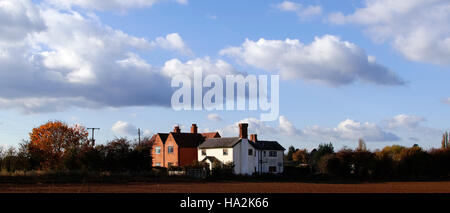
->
xmin=191 ymin=124 xmax=198 ymax=134
xmin=250 ymin=134 xmax=257 ymax=142
xmin=173 ymin=125 xmax=181 ymax=133
xmin=239 ymin=123 xmax=248 ymax=139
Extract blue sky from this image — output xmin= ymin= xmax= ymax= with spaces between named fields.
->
xmin=0 ymin=0 xmax=449 ymax=151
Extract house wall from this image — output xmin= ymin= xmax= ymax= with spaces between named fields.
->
xmin=232 ymin=144 xmax=241 ymax=174
xmin=198 ymin=147 xmax=234 ymax=164
xmin=179 ymin=147 xmax=198 ymax=166
xmin=196 ymin=140 xmax=283 ymax=175
xmin=237 ymin=139 xmax=259 ymax=175
xmin=260 ymin=150 xmax=284 ymax=173
xmin=151 ymin=135 xmax=165 ymax=167
xmin=164 ymin=134 xmax=178 ymax=167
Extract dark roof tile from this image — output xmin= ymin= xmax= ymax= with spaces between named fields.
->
xmin=198 ymin=137 xmax=242 ymax=148
xmin=255 ymin=140 xmax=285 ymax=151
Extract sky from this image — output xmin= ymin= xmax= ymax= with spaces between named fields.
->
xmin=0 ymin=0 xmax=449 ymax=151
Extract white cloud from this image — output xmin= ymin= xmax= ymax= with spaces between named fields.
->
xmin=278 ymin=115 xmax=302 ymax=136
xmin=274 ymin=1 xmax=322 ymax=20
xmin=111 ymin=121 xmax=137 ymax=135
xmin=153 ymin=33 xmax=193 ymax=56
xmin=221 ymin=116 xmax=400 ymax=142
xmin=328 ymin=0 xmax=450 ymax=65
xmin=207 ymin=113 xmax=222 ymax=122
xmin=0 ymin=2 xmax=201 ymax=113
xmin=220 ymin=35 xmax=404 ymax=86
xmin=143 ymin=129 xmax=153 ymax=136
xmin=45 ymin=0 xmax=187 ymax=11
xmin=0 ymin=97 xmax=99 ymax=114
xmin=176 ymin=0 xmax=188 ymax=5
xmin=221 ymin=117 xmax=278 ymax=137
xmin=0 ymin=0 xmax=46 ymax=42
xmin=332 ymin=119 xmax=400 ymax=142
xmin=385 ymin=114 xmax=425 ymax=129
xmin=382 ymin=114 xmax=442 ymax=137
xmin=162 ymin=56 xmax=241 ymax=77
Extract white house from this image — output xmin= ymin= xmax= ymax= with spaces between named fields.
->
xmin=197 ymin=123 xmax=285 ymax=175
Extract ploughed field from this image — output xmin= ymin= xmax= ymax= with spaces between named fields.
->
xmin=1 ymin=181 xmax=450 ymax=193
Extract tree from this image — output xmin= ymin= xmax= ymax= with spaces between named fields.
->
xmin=292 ymin=149 xmax=309 ymax=164
xmin=28 ymin=121 xmax=89 ymax=170
xmin=398 ymin=145 xmax=430 ymax=178
xmin=99 ymin=137 xmax=132 ymax=172
xmin=313 ymin=143 xmax=334 ymax=162
xmin=378 ymin=145 xmax=406 ymax=161
xmin=286 ymin=146 xmax=297 ymax=161
xmin=357 ymin=139 xmax=367 ymax=151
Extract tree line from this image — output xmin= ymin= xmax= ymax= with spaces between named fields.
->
xmin=0 ymin=121 xmax=153 ymax=173
xmin=1 ymin=121 xmax=450 ymax=180
xmin=285 ymin=138 xmax=450 ymax=179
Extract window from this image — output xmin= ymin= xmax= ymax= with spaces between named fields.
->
xmin=168 ymin=162 xmax=174 ymax=167
xmin=168 ymin=146 xmax=174 ymax=154
xmin=223 ymin=148 xmax=228 ymax=155
xmin=201 ymin=149 xmax=206 ymax=156
xmin=269 ymin=151 xmax=277 ymax=157
xmin=263 ymin=151 xmax=266 ymax=157
xmin=269 ymin=166 xmax=277 ymax=172
xmin=155 ymin=163 xmax=161 ymax=167
xmin=155 ymin=146 xmax=161 ymax=154
xmin=248 ymin=149 xmax=253 ymax=156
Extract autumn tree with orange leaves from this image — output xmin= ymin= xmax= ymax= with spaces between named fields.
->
xmin=28 ymin=121 xmax=89 ymax=170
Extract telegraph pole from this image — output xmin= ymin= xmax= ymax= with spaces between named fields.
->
xmin=87 ymin=128 xmax=100 ymax=146
xmin=138 ymin=128 xmax=141 ymax=145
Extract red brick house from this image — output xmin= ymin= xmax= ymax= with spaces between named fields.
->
xmin=151 ymin=124 xmax=220 ymax=167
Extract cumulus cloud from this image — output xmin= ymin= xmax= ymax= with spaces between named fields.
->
xmin=0 ymin=1 xmax=216 ymax=113
xmin=153 ymin=33 xmax=193 ymax=56
xmin=383 ymin=114 xmax=442 ymax=137
xmin=328 ymin=0 xmax=450 ymax=65
xmin=162 ymin=56 xmax=241 ymax=77
xmin=0 ymin=0 xmax=46 ymax=42
xmin=385 ymin=114 xmax=426 ymax=129
xmin=45 ymin=0 xmax=187 ymax=11
xmin=220 ymin=35 xmax=404 ymax=86
xmin=274 ymin=1 xmax=322 ymax=20
xmin=143 ymin=129 xmax=153 ymax=136
xmin=221 ymin=117 xmax=278 ymax=137
xmin=207 ymin=113 xmax=222 ymax=122
xmin=0 ymin=4 xmax=177 ymax=113
xmin=111 ymin=121 xmax=137 ymax=135
xmin=222 ymin=116 xmax=400 ymax=142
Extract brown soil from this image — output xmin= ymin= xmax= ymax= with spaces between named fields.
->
xmin=1 ymin=181 xmax=450 ymax=193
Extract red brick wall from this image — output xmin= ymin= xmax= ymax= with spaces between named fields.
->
xmin=178 ymin=147 xmax=198 ymax=166
xmin=151 ymin=135 xmax=165 ymax=167
xmin=164 ymin=134 xmax=179 ymax=167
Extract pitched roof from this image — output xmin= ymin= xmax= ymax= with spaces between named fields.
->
xmin=170 ymin=132 xmax=206 ymax=148
xmin=255 ymin=140 xmax=285 ymax=151
xmin=201 ymin=132 xmax=221 ymax=139
xmin=157 ymin=133 xmax=169 ymax=142
xmin=198 ymin=137 xmax=242 ymax=148
xmin=201 ymin=156 xmax=221 ymax=163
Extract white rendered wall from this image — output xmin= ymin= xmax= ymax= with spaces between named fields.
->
xmin=198 ymin=148 xmax=234 ymax=164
